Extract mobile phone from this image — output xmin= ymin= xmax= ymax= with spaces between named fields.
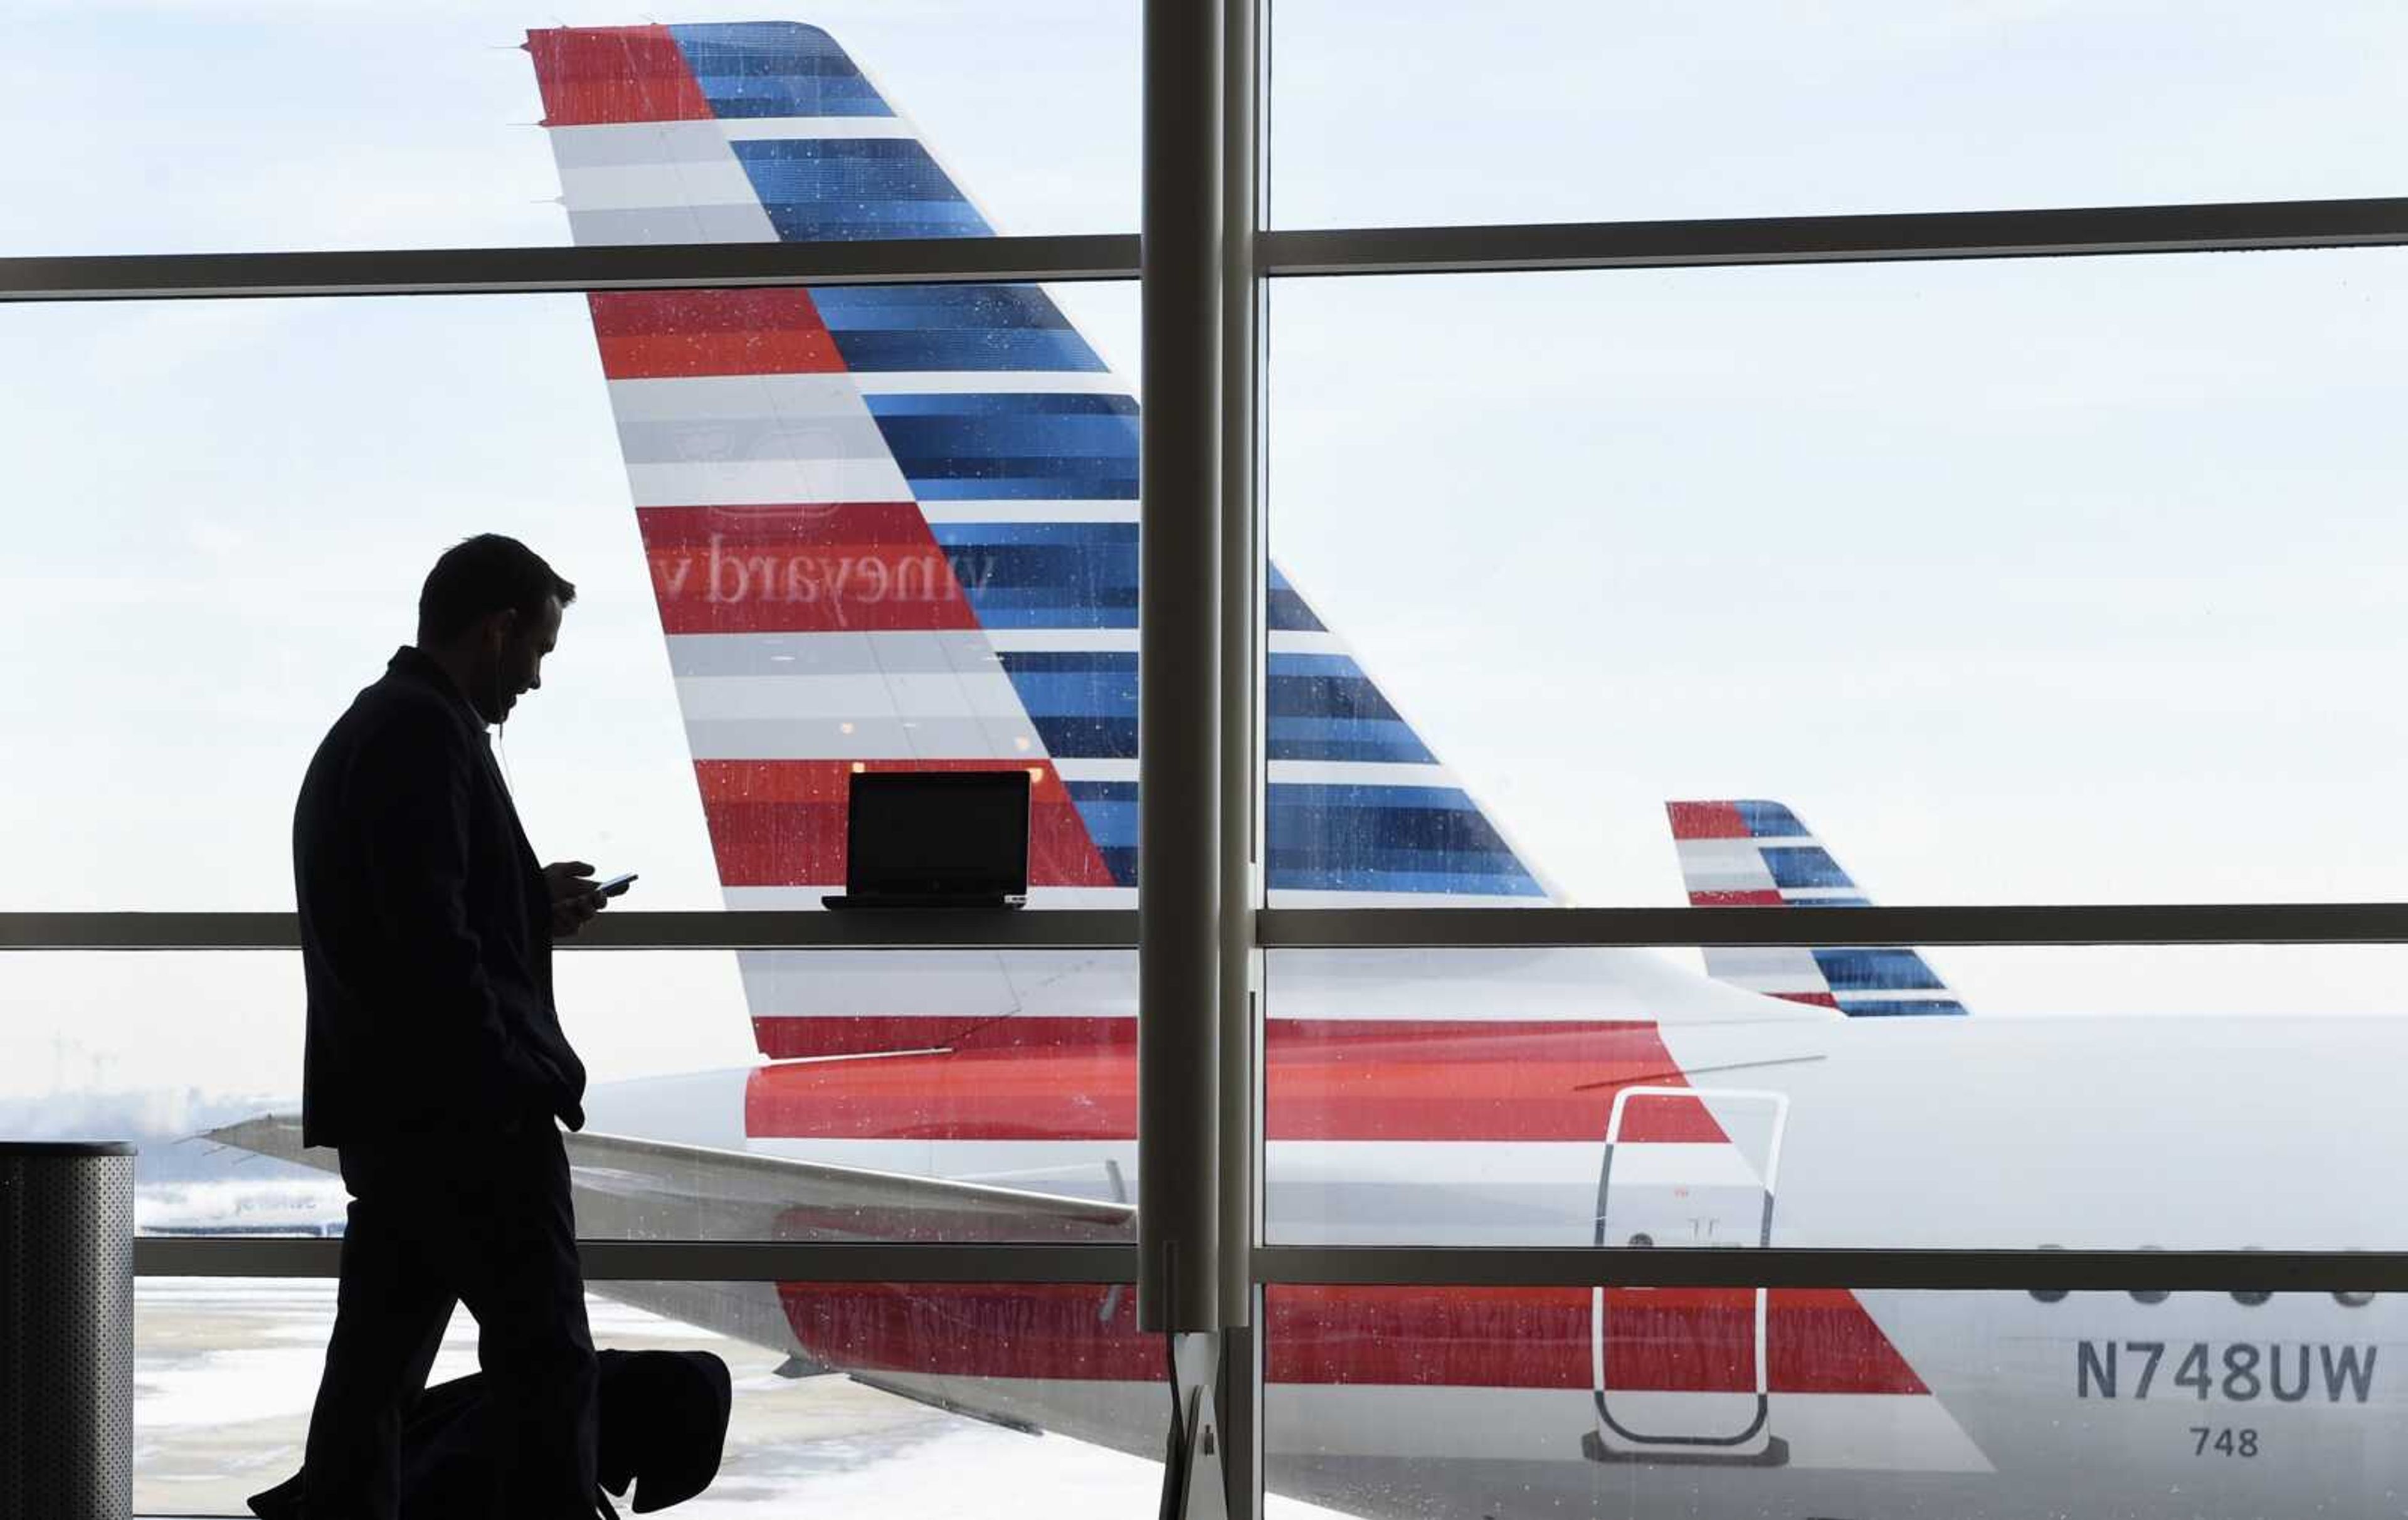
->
xmin=595 ymin=872 xmax=638 ymax=899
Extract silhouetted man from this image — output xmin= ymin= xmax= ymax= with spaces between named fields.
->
xmin=292 ymin=534 xmax=611 ymax=1519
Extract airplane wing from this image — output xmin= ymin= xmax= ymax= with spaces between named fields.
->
xmin=201 ymin=1112 xmax=1131 ymax=1245
xmin=1667 ymin=798 xmax=1971 ymax=1016
xmin=203 ymin=1111 xmax=1131 ymax=1400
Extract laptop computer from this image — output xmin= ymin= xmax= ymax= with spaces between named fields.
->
xmin=822 ymin=769 xmax=1032 ymax=910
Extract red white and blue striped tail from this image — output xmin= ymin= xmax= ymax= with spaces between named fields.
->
xmin=1665 ymin=800 xmax=1970 ymax=1017
xmin=524 ymin=24 xmax=1553 ymax=1060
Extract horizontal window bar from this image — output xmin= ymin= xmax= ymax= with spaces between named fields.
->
xmin=583 ymin=909 xmax=1139 ymax=951
xmin=136 ymin=1238 xmax=1136 ymax=1284
xmin=1259 ymin=904 xmax=2408 ymax=948
xmin=0 ymin=910 xmax=1139 ymax=951
xmin=1253 ymin=1246 xmax=2408 ymax=1294
xmin=134 ymin=1238 xmax=2408 ymax=1294
xmin=0 ymin=234 xmax=1139 ymax=303
xmin=1260 ymin=196 xmax=2408 ymax=277
xmin=12 ymin=905 xmax=2405 ymax=951
xmin=9 ymin=198 xmax=2405 ymax=303
xmin=0 ymin=913 xmax=307 ymax=950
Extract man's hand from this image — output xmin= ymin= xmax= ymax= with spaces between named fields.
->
xmin=544 ymin=860 xmax=608 ymax=938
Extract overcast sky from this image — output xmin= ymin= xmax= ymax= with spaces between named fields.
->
xmin=6 ymin=1 xmax=2408 ymax=1108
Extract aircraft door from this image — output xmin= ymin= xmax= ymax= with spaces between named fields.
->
xmin=1590 ymin=1085 xmax=1789 ymax=1465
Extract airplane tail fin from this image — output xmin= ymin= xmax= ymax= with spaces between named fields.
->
xmin=525 ymin=23 xmax=1551 ymax=1063
xmin=1665 ymin=800 xmax=1969 ymax=1016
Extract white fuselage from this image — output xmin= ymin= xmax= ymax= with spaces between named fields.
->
xmin=586 ymin=961 xmax=2408 ymax=1520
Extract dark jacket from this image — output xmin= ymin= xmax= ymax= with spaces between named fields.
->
xmin=294 ymin=646 xmax=586 ymax=1148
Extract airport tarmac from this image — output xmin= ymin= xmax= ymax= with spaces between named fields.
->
xmin=133 ymin=1278 xmax=1188 ymax=1518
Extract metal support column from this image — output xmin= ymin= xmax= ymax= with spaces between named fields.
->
xmin=1138 ymin=0 xmax=1227 ymax=1336
xmin=1218 ymin=0 xmax=1265 ymax=1334
xmin=1217 ymin=0 xmax=1266 ymax=1507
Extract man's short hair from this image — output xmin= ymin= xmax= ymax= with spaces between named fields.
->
xmin=416 ymin=534 xmax=577 ymax=645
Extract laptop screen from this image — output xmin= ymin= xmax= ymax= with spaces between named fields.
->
xmin=844 ymin=770 xmax=1032 ymax=897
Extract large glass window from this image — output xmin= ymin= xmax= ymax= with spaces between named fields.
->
xmin=4 ymin=949 xmax=1141 ymax=1243
xmin=1264 ymin=253 xmax=2408 ymax=907
xmin=1269 ymin=1 xmax=2408 ymax=228
xmin=8 ymin=6 xmax=1136 ymax=256
xmin=1263 ymin=946 xmax=2408 ymax=1249
xmin=0 ymin=283 xmax=1139 ymax=912
xmin=21 ymin=7 xmax=2407 ymax=1517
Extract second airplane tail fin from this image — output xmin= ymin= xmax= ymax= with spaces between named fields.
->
xmin=1666 ymin=800 xmax=1969 ymax=1017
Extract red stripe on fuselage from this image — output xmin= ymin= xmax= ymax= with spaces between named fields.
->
xmin=753 ymin=1014 xmax=1137 ymax=1060
xmin=699 ymin=759 xmax=1117 ymax=890
xmin=1687 ymin=889 xmax=1785 ymax=906
xmin=743 ymin=1019 xmax=1725 ymax=1143
xmin=639 ymin=504 xmax=981 ymax=636
xmin=590 ymin=290 xmax=846 ymax=379
xmin=773 ymin=1283 xmax=1925 ymax=1395
xmin=526 ymin=26 xmax=713 ymax=127
xmin=748 ymin=1043 xmax=1131 ymax=1141
xmin=1284 ymin=1285 xmax=1928 ymax=1395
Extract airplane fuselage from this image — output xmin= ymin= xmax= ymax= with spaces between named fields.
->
xmin=589 ymin=993 xmax=2408 ymax=1520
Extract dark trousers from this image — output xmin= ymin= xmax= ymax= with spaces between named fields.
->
xmin=301 ymin=1124 xmax=598 ymax=1519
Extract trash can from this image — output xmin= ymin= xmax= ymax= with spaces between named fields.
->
xmin=0 ymin=1141 xmax=135 ymax=1520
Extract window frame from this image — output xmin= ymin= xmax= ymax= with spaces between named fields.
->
xmin=11 ymin=6 xmax=2408 ymax=1516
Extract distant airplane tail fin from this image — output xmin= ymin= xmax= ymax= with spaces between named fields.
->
xmin=1665 ymin=800 xmax=1969 ymax=1016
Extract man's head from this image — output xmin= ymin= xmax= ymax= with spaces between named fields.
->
xmin=414 ymin=534 xmax=576 ymax=724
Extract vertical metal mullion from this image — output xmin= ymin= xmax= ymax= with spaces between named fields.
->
xmin=1138 ymin=0 xmax=1227 ymax=1335
xmin=1219 ymin=0 xmax=1266 ymax=1334
xmin=1217 ymin=1290 xmax=1267 ymax=1520
xmin=1218 ymin=0 xmax=1268 ymax=1507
